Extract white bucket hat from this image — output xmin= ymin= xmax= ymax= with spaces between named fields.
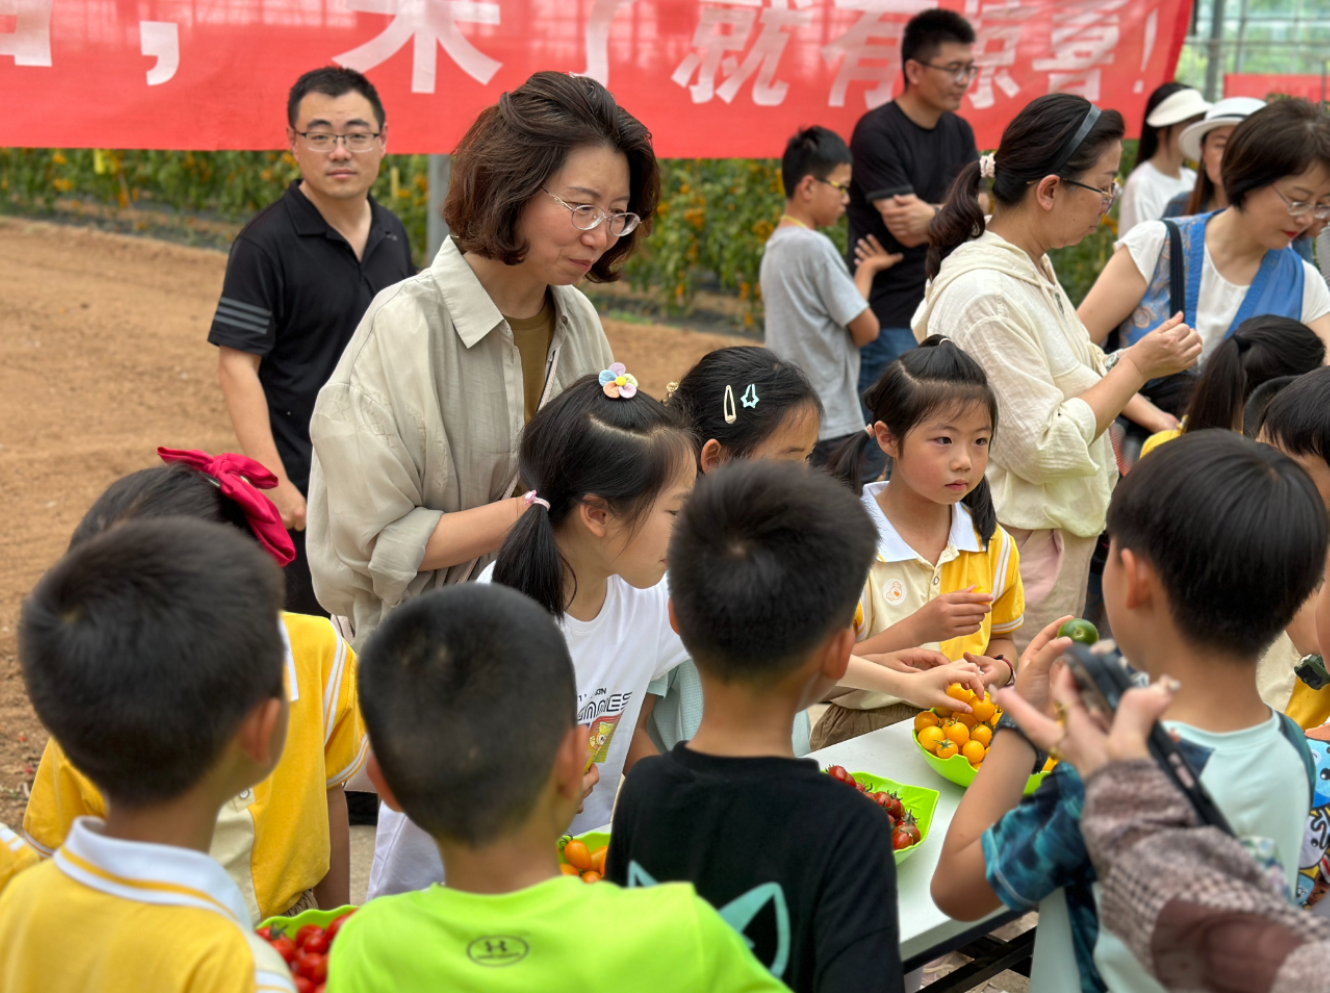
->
xmin=1179 ymin=97 xmax=1268 ymax=161
xmin=1146 ymin=87 xmax=1211 ymax=129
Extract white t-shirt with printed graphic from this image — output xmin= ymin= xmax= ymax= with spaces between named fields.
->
xmin=366 ymin=568 xmax=688 ymax=899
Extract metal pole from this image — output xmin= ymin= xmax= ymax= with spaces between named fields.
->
xmin=1204 ymin=0 xmax=1227 ymax=102
xmin=426 ymin=154 xmax=451 ymax=262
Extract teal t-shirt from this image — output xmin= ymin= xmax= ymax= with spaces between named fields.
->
xmin=327 ymin=875 xmax=787 ymax=993
xmin=649 ymin=660 xmax=812 ymax=757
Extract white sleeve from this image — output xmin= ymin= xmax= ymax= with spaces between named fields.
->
xmin=1116 ymin=221 xmax=1167 ymax=285
xmin=1118 ymin=170 xmax=1145 ymax=235
xmin=1300 ymin=261 xmax=1330 ymax=324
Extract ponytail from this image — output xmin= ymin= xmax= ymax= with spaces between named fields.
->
xmin=491 ymin=373 xmax=694 ymax=619
xmin=927 ymin=160 xmax=986 ymax=281
xmin=1183 ymin=316 xmax=1325 ymax=436
xmin=828 ymin=335 xmax=999 ymax=548
xmin=826 ymin=428 xmax=877 ymax=493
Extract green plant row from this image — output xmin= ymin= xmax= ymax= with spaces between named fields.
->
xmin=0 ymin=148 xmax=1116 ymax=321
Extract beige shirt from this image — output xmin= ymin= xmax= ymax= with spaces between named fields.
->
xmin=913 ymin=231 xmax=1115 ymax=538
xmin=306 ymin=237 xmax=614 ymax=647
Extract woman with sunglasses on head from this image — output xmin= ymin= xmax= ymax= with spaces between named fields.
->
xmin=306 ymin=71 xmax=658 ymax=648
xmin=915 ymin=93 xmax=1202 ymax=652
xmin=1080 ymin=100 xmax=1330 ymax=373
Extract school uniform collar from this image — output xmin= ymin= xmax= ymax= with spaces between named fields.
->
xmin=859 ymin=481 xmax=982 ymax=563
xmin=55 ymin=817 xmax=250 ymax=928
xmin=430 ymin=236 xmax=577 ymax=350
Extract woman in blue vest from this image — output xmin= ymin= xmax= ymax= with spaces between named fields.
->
xmin=1080 ymin=100 xmax=1330 ymax=383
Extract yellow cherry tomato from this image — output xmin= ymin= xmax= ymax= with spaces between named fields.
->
xmin=970 ymin=724 xmax=993 ymax=748
xmin=935 ymin=740 xmax=960 ymax=760
xmin=943 ymin=719 xmax=970 ymax=748
xmin=918 ymin=726 xmax=947 ymax=752
xmin=971 ymin=699 xmax=996 ymax=723
xmin=914 ymin=711 xmax=940 ymax=731
xmin=961 ymin=740 xmax=987 ymax=764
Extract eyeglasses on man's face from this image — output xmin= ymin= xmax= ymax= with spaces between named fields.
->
xmin=918 ymin=60 xmax=979 ymax=83
xmin=1272 ymin=185 xmax=1330 ymax=221
xmin=543 ymin=189 xmax=642 ymax=237
xmin=296 ymin=131 xmax=381 ymax=153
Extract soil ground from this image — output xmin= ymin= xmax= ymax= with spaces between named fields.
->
xmin=0 ymin=216 xmax=744 ymax=826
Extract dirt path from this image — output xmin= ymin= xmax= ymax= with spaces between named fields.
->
xmin=0 ymin=217 xmax=744 ymax=825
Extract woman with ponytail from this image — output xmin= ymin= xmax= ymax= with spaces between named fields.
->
xmin=915 ymin=93 xmax=1203 ymax=650
xmin=813 ymin=337 xmax=1019 ymax=747
xmin=1140 ymin=314 xmax=1325 ymax=457
xmin=308 ymin=71 xmax=658 ymax=649
xmin=367 ymin=370 xmax=698 ymax=898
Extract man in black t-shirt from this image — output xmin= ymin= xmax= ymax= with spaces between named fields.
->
xmin=209 ymin=67 xmax=413 ymax=616
xmin=608 ymin=463 xmax=903 ymax=993
xmin=847 ymin=10 xmax=978 ymax=428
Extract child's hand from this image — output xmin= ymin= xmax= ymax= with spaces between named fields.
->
xmin=909 ymin=586 xmax=993 ymax=643
xmin=963 ymin=651 xmax=1013 ymax=688
xmin=897 ymin=660 xmax=987 ymax=713
xmin=1012 ymin=616 xmax=1074 ymax=714
xmin=862 ymin=646 xmax=952 ymax=673
xmin=854 ymin=235 xmax=904 ymax=274
xmin=577 ymin=764 xmax=600 ymax=814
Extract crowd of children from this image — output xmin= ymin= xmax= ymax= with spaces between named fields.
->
xmin=5 ymin=58 xmax=1330 ymax=993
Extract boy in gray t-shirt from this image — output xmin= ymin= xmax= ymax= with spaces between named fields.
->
xmin=760 ymin=127 xmax=900 ymax=466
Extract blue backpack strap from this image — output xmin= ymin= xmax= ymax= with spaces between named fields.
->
xmin=1278 ymin=711 xmax=1317 ymax=798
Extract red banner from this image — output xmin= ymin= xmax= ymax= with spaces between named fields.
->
xmin=1225 ymin=73 xmax=1329 ymax=104
xmin=2 ymin=0 xmax=1191 ymax=156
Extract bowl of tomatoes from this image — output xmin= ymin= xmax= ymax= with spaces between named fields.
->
xmin=823 ymin=766 xmax=938 ymax=864
xmin=257 ymin=905 xmax=356 ymax=993
xmin=912 ymin=685 xmax=1053 ymax=795
xmin=559 ymin=830 xmax=610 ymax=883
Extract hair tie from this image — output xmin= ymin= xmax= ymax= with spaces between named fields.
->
xmin=665 ymin=381 xmax=680 ymax=399
xmin=979 ymin=153 xmax=996 ymax=180
xmin=156 ymin=447 xmax=296 ymax=567
xmin=724 ymin=385 xmax=738 ymax=425
xmin=523 ymin=490 xmax=551 ymax=511
xmin=599 ymin=362 xmax=638 ymax=399
xmin=865 ymin=423 xmax=875 ymax=437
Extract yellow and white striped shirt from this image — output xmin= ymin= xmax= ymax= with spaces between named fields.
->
xmin=23 ymin=612 xmax=367 ymax=923
xmin=0 ymin=817 xmax=294 ymax=993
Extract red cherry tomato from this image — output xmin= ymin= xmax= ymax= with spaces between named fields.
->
xmin=827 ymin=765 xmax=850 ymax=782
xmin=892 ymin=826 xmax=912 ymax=850
xmin=293 ymin=978 xmax=314 ymax=993
xmin=270 ymin=936 xmax=297 ymax=964
xmin=301 ymin=931 xmax=330 ymax=955
xmin=879 ymin=792 xmax=905 ymax=820
xmin=295 ymin=924 xmax=324 ymax=948
xmin=256 ymin=926 xmax=272 ymax=941
xmin=295 ymin=951 xmax=328 ymax=983
xmin=326 ymin=910 xmax=356 ymax=942
xmin=899 ymin=813 xmax=922 ymax=845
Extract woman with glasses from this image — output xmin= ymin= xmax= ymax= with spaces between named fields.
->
xmin=305 ymin=71 xmax=658 ymax=652
xmin=911 ymin=93 xmax=1202 ymax=652
xmin=1080 ymin=99 xmax=1330 ymax=370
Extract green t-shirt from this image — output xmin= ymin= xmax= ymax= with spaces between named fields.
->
xmin=326 ymin=875 xmax=786 ymax=993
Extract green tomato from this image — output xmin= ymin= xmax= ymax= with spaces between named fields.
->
xmin=1058 ymin=618 xmax=1100 ymax=645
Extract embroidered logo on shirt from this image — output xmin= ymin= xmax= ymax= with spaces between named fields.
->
xmin=885 ymin=579 xmax=906 ymax=605
xmin=467 ymin=936 xmax=530 ymax=967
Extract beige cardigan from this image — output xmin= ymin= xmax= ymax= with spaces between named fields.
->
xmin=306 ymin=237 xmax=614 ymax=646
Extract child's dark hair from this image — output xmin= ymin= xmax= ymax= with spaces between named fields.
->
xmin=780 ymin=126 xmax=852 ymax=198
xmin=1181 ymin=316 xmax=1324 ymax=435
xmin=358 ymin=584 xmax=576 ymax=845
xmin=1259 ymin=366 xmax=1330 ymax=467
xmin=20 ymin=519 xmax=285 ymax=807
xmin=901 ymin=9 xmax=975 ymax=83
xmin=69 ymin=463 xmax=255 ymax=549
xmin=928 ymin=94 xmax=1124 ymax=280
xmin=1132 ymin=82 xmax=1191 ymax=172
xmin=1243 ymin=376 xmax=1299 ymax=438
xmin=1106 ymin=431 xmax=1327 ymax=658
xmin=829 ymin=335 xmax=999 ymax=545
xmin=667 ymin=347 xmax=823 ymax=463
xmin=494 ymin=374 xmax=694 ymax=617
xmin=668 ymin=460 xmax=877 ymax=682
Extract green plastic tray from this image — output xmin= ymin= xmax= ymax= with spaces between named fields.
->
xmin=259 ymin=904 xmax=357 ymax=938
xmin=827 ymin=770 xmax=938 ymax=865
xmin=913 ymin=728 xmax=1047 ymax=795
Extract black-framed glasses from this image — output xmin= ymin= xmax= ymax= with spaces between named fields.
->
xmin=917 ymin=60 xmax=979 ymax=82
xmin=296 ymin=131 xmax=381 ymax=152
xmin=1063 ymin=177 xmax=1122 ymax=212
xmin=1272 ymin=185 xmax=1330 ymax=221
xmin=817 ymin=177 xmax=851 ymax=194
xmin=543 ymin=189 xmax=642 ymax=237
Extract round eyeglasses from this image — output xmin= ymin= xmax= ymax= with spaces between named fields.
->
xmin=296 ymin=131 xmax=381 ymax=153
xmin=544 ymin=189 xmax=641 ymax=237
xmin=1272 ymin=185 xmax=1330 ymax=221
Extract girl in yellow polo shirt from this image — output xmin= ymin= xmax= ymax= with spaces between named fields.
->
xmin=22 ymin=453 xmax=367 ymax=922
xmin=816 ymin=336 xmax=1023 ymax=747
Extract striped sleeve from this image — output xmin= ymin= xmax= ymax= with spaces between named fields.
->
xmin=321 ymin=620 xmax=368 ymax=789
xmin=207 ymin=236 xmax=277 ymax=356
xmin=988 ymin=527 xmax=1025 ymax=636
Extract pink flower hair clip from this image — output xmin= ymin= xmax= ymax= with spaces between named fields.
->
xmin=599 ymin=362 xmax=639 ymax=399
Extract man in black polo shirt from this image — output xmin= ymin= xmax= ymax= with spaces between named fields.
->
xmin=847 ymin=9 xmax=978 ymax=460
xmin=209 ymin=66 xmax=414 ymax=616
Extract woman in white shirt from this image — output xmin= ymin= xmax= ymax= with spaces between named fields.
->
xmin=915 ymin=94 xmax=1202 ymax=650
xmin=1080 ymin=99 xmax=1330 ymax=368
xmin=1117 ymin=85 xmax=1209 ymax=235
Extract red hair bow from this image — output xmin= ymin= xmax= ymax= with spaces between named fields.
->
xmin=156 ymin=447 xmax=296 ymax=567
